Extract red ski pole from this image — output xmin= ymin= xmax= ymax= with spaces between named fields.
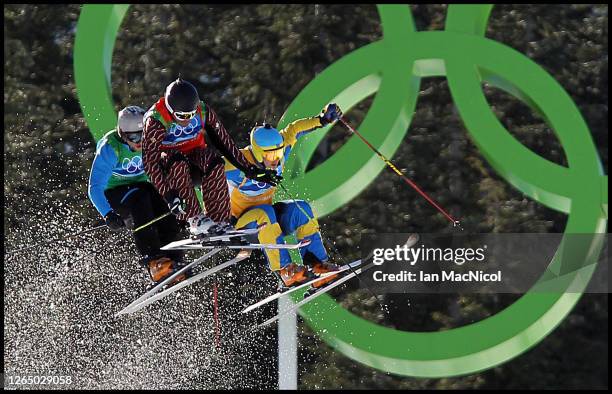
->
xmin=338 ymin=118 xmax=462 ymax=229
xmin=213 ymin=281 xmax=220 ymax=349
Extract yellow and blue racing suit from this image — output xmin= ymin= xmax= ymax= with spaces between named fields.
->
xmin=224 ymin=117 xmax=328 ymax=271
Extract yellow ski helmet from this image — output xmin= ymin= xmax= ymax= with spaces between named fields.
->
xmin=250 ymin=123 xmax=285 ymax=163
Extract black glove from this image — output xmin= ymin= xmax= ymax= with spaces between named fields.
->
xmin=104 ymin=210 xmax=125 ymax=232
xmin=244 ymin=166 xmax=283 ymax=186
xmin=319 ymin=103 xmax=343 ymax=125
xmin=163 ymin=190 xmax=187 ymax=216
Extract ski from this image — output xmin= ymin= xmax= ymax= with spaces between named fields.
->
xmin=244 ymin=233 xmax=420 ymax=318
xmin=160 ymin=227 xmax=261 ymax=250
xmin=241 ymin=259 xmax=363 ymax=314
xmin=194 ymin=226 xmax=262 ymax=242
xmin=161 ymin=238 xmax=311 ymax=251
xmin=118 ymin=249 xmax=252 ymax=315
xmin=115 ymin=248 xmax=223 ymax=317
xmin=255 ymin=260 xmax=377 ymax=329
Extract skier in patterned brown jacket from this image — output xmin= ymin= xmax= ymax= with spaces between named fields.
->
xmin=142 ymin=78 xmax=280 ymax=236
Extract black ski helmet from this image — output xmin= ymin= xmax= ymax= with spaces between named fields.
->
xmin=164 ymin=78 xmax=200 ymax=114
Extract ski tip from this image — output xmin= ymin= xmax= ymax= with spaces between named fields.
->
xmin=255 ymin=321 xmax=276 ymax=330
xmin=237 ymin=249 xmax=252 ymax=258
xmin=405 ymin=233 xmax=419 ymax=248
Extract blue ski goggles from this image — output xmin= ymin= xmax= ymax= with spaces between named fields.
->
xmin=124 ymin=131 xmax=143 ymax=143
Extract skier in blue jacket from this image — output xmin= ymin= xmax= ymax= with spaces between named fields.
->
xmin=88 ymin=106 xmax=185 ymax=285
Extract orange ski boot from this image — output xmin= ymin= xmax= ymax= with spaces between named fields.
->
xmin=147 ymin=256 xmax=186 ymax=285
xmin=278 ymin=263 xmax=314 ymax=288
xmin=310 ymin=261 xmax=342 ymax=288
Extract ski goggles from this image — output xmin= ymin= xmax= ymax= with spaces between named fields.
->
xmin=173 ymin=110 xmax=197 ymax=121
xmin=124 ymin=131 xmax=143 ymax=143
xmin=262 ymin=148 xmax=284 ymax=162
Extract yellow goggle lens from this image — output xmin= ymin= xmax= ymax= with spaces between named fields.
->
xmin=174 ymin=110 xmax=197 ymax=121
xmin=262 ymin=148 xmax=284 ymax=161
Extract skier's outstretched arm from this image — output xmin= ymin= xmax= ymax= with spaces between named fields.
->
xmin=204 ymin=104 xmax=281 ymax=185
xmin=142 ymin=117 xmax=172 ymax=198
xmin=88 ymin=142 xmax=116 ymax=217
xmin=280 ymin=117 xmax=325 ymax=147
xmin=203 ymin=103 xmax=252 ymax=172
xmin=281 ymin=103 xmax=343 ymax=146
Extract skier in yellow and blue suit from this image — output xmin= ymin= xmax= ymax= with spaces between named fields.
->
xmin=224 ymin=104 xmax=343 ymax=288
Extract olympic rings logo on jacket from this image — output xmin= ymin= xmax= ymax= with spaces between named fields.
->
xmin=121 ymin=156 xmax=143 ymax=173
xmin=250 ymin=179 xmax=271 ymax=189
xmin=168 ymin=118 xmax=199 ymax=138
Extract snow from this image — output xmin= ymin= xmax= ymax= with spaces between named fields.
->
xmin=4 ymin=203 xmax=280 ymax=389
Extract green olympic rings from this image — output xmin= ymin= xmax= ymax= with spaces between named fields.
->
xmin=74 ymin=4 xmax=608 ymax=378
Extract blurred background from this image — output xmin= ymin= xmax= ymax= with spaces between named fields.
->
xmin=4 ymin=4 xmax=608 ymax=389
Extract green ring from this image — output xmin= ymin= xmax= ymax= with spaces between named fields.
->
xmin=74 ymin=4 xmax=607 ymax=377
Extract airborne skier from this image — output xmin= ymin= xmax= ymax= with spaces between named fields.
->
xmin=224 ymin=103 xmax=344 ymax=288
xmin=88 ymin=106 xmax=186 ymax=285
xmin=141 ymin=78 xmax=279 ymax=236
